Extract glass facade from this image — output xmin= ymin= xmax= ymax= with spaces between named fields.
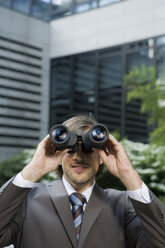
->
xmin=50 ymin=57 xmax=72 ymax=125
xmin=13 ymin=0 xmax=31 ymax=14
xmin=0 ymin=0 xmax=126 ymax=21
xmin=74 ymin=0 xmax=97 ymax=14
xmin=51 ymin=0 xmax=72 ymax=19
xmin=31 ymin=0 xmax=51 ymax=21
xmin=50 ymin=36 xmax=165 ymax=143
xmin=99 ymin=0 xmax=120 ymax=7
xmin=73 ymin=54 xmax=95 ymax=113
xmin=0 ymin=0 xmax=11 ymax=7
xmin=98 ymin=53 xmax=122 ymax=132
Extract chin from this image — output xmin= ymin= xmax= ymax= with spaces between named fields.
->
xmin=73 ymin=174 xmax=95 ymax=185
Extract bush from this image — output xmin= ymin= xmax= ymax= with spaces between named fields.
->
xmin=0 ymin=140 xmax=164 ymax=204
xmin=0 ymin=150 xmax=57 ymax=186
xmin=97 ymin=140 xmax=165 ymax=204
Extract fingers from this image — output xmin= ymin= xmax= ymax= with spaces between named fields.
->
xmin=108 ymin=134 xmax=119 ymax=146
xmin=55 ymin=148 xmax=70 ymax=157
xmin=106 ymin=134 xmax=126 ymax=156
xmin=103 ymin=135 xmax=118 ymax=157
xmin=39 ymin=134 xmax=50 ymax=145
xmin=43 ymin=135 xmax=55 ymax=156
xmin=97 ymin=148 xmax=107 ymax=160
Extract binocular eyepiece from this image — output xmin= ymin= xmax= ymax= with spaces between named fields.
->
xmin=49 ymin=123 xmax=109 ymax=154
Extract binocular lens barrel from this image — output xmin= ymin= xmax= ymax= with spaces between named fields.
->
xmin=50 ymin=125 xmax=69 ymax=147
xmin=91 ymin=127 xmax=107 ymax=142
xmin=53 ymin=128 xmax=67 ymax=142
xmin=49 ymin=123 xmax=109 ymax=152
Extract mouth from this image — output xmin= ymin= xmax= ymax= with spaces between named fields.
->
xmin=71 ymin=163 xmax=88 ymax=173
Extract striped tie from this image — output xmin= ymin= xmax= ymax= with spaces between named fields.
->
xmin=69 ymin=192 xmax=86 ymax=240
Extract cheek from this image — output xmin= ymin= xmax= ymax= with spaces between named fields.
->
xmin=61 ymin=153 xmax=72 ymax=166
xmin=90 ymin=154 xmax=101 ymax=167
xmin=94 ymin=153 xmax=101 ymax=162
xmin=61 ymin=154 xmax=68 ymax=166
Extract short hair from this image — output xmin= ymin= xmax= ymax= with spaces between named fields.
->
xmin=55 ymin=113 xmax=104 ymax=178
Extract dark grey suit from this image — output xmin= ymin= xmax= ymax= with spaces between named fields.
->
xmin=0 ymin=179 xmax=165 ymax=248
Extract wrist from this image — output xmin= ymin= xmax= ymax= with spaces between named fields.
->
xmin=120 ymin=170 xmax=142 ymax=191
xmin=21 ymin=162 xmax=43 ymax=182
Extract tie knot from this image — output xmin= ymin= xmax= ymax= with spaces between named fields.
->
xmin=69 ymin=192 xmax=86 ymax=206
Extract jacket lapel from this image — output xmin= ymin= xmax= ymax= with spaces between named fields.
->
xmin=46 ymin=179 xmax=78 ymax=248
xmin=78 ymin=184 xmax=108 ymax=248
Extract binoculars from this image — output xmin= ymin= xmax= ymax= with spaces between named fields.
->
xmin=49 ymin=123 xmax=109 ymax=153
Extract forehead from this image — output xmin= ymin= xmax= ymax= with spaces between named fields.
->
xmin=64 ymin=122 xmax=92 ymax=132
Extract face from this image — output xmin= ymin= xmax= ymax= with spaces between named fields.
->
xmin=61 ymin=143 xmax=101 ymax=192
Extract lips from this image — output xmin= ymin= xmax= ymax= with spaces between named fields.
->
xmin=71 ymin=163 xmax=88 ymax=173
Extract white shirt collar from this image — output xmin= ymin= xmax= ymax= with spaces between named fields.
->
xmin=62 ymin=175 xmax=95 ymax=203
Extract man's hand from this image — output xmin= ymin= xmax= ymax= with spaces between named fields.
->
xmin=21 ymin=135 xmax=68 ymax=182
xmin=97 ymin=134 xmax=142 ymax=190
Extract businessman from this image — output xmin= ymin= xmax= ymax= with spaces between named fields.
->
xmin=0 ymin=114 xmax=165 ymax=248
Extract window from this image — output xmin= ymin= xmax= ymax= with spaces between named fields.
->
xmin=50 ymin=57 xmax=72 ymax=125
xmin=98 ymin=55 xmax=122 ymax=131
xmin=13 ymin=0 xmax=31 ymax=14
xmin=125 ymin=49 xmax=153 ymax=142
xmin=73 ymin=54 xmax=95 ymax=114
xmin=0 ymin=0 xmax=11 ymax=7
xmin=51 ymin=0 xmax=72 ymax=19
xmin=31 ymin=0 xmax=51 ymax=21
xmin=0 ymin=0 xmax=127 ymax=21
xmin=99 ymin=0 xmax=120 ymax=7
xmin=74 ymin=0 xmax=97 ymax=14
xmin=50 ymin=38 xmax=157 ymax=142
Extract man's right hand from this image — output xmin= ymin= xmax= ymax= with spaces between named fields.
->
xmin=21 ymin=135 xmax=68 ymax=182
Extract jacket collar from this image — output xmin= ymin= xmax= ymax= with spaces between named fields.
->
xmin=46 ymin=179 xmax=108 ymax=248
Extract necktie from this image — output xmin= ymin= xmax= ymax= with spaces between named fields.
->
xmin=69 ymin=192 xmax=87 ymax=240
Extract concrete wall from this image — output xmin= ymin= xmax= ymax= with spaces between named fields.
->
xmin=50 ymin=0 xmax=165 ymax=58
xmin=0 ymin=7 xmax=50 ymax=160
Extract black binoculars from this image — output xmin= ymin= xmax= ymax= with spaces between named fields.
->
xmin=49 ymin=123 xmax=109 ymax=154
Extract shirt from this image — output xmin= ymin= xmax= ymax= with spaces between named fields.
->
xmin=13 ymin=172 xmax=152 ymax=203
xmin=62 ymin=175 xmax=94 ymax=210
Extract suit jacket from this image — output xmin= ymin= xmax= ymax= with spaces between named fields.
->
xmin=0 ymin=178 xmax=165 ymax=248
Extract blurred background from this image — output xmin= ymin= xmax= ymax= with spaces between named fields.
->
xmin=0 ymin=0 xmax=165 ymax=205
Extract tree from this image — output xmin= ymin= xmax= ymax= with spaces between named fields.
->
xmin=124 ymin=65 xmax=165 ymax=145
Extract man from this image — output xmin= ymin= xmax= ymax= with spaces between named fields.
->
xmin=0 ymin=114 xmax=165 ymax=248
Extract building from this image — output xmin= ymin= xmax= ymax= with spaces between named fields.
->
xmin=0 ymin=0 xmax=165 ymax=161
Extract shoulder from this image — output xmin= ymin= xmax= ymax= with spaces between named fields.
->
xmin=103 ymin=188 xmax=128 ymax=204
xmin=97 ymin=184 xmax=134 ymax=209
xmin=28 ymin=179 xmax=62 ymax=198
xmin=94 ymin=185 xmax=133 ymax=216
xmin=94 ymin=184 xmax=128 ymax=205
xmin=103 ymin=187 xmax=136 ymax=216
xmin=104 ymin=188 xmax=126 ymax=197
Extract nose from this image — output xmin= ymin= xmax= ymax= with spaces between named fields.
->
xmin=73 ymin=142 xmax=84 ymax=157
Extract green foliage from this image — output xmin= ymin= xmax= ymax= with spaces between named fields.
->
xmin=0 ymin=150 xmax=33 ymax=186
xmin=110 ymin=130 xmax=121 ymax=140
xmin=0 ymin=140 xmax=164 ymax=204
xmin=121 ymin=140 xmax=165 ymax=203
xmin=0 ymin=150 xmax=57 ymax=186
xmin=124 ymin=65 xmax=165 ymax=145
xmin=97 ymin=140 xmax=165 ymax=204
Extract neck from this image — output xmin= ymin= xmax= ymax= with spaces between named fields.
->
xmin=63 ymin=175 xmax=95 ymax=193
xmin=71 ymin=182 xmax=92 ymax=193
